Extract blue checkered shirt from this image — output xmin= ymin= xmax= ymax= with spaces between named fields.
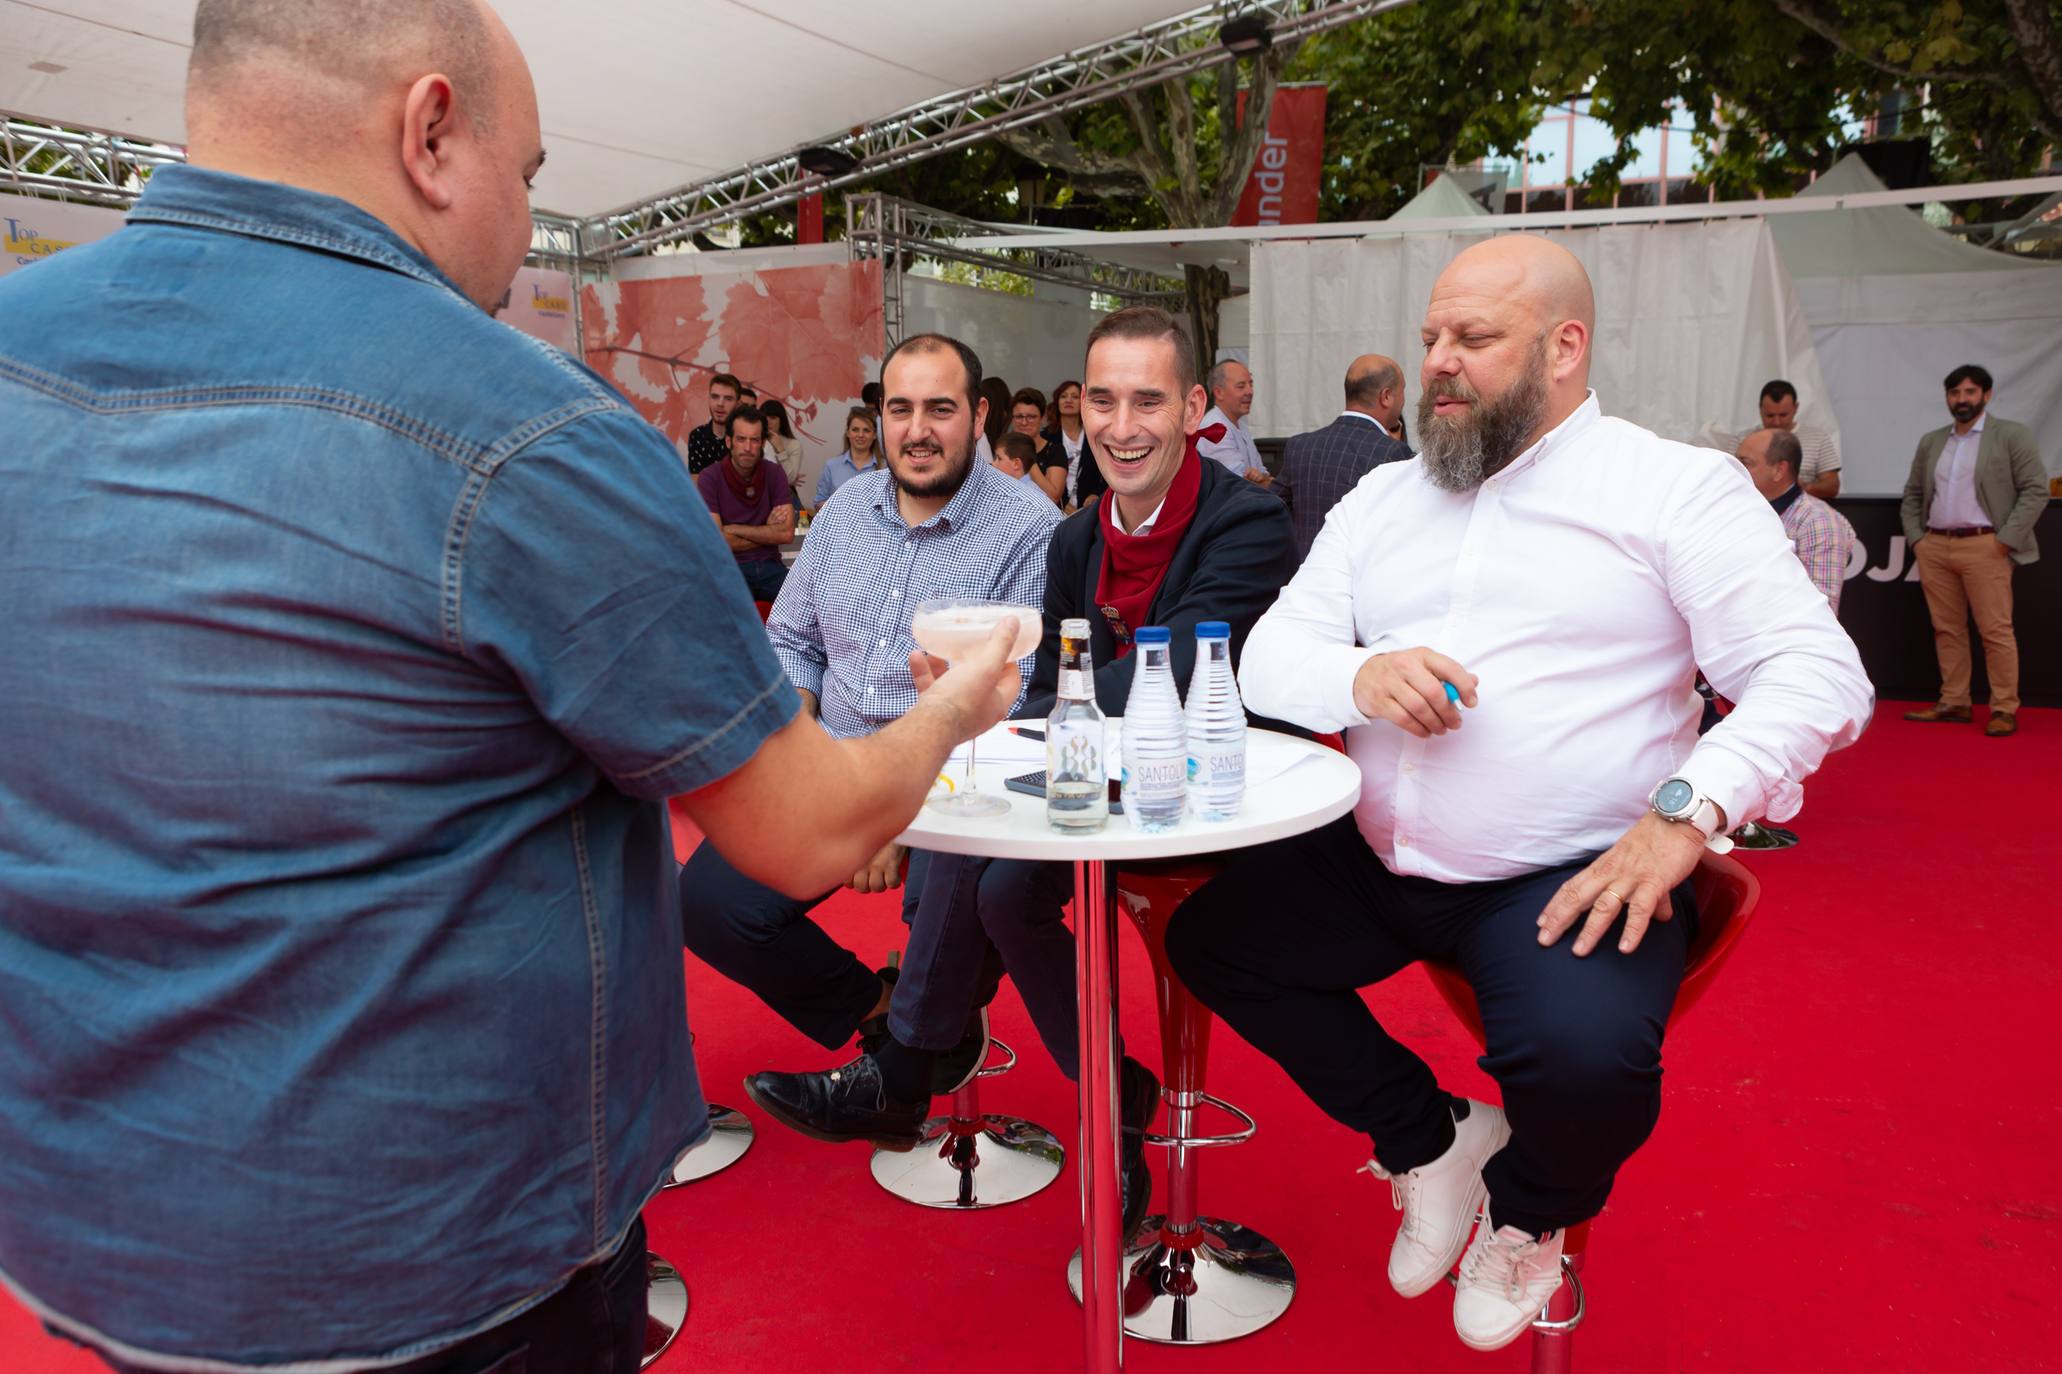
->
xmin=767 ymin=461 xmax=1060 ymax=739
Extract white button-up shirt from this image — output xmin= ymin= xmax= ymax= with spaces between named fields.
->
xmin=1197 ymin=406 xmax=1263 ymax=477
xmin=1240 ymin=393 xmax=1873 ymax=883
xmin=1929 ymin=413 xmax=1989 ymax=530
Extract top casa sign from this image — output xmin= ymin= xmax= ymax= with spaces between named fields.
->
xmin=1 ymin=192 xmax=124 ymax=273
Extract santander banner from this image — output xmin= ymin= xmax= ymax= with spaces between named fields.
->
xmin=1231 ymin=83 xmax=1328 ymax=227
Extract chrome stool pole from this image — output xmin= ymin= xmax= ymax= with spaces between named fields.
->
xmin=662 ymin=1104 xmax=753 ymax=1186
xmin=870 ymin=1038 xmax=1064 ymax=1208
xmin=1066 ymin=1089 xmax=1295 ymax=1343
xmin=641 ymin=1252 xmax=689 ymax=1369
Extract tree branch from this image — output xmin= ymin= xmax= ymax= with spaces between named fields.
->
xmin=993 ymin=117 xmax=1153 ymax=197
xmin=2003 ymin=0 xmax=2062 ymax=138
xmin=1770 ymin=0 xmax=2010 ymax=87
xmin=1209 ymin=44 xmax=1300 ymax=225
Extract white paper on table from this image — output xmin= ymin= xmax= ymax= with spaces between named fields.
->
xmin=948 ymin=720 xmax=1335 ymax=787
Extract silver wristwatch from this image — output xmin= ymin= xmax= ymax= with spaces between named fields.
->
xmin=1649 ymin=776 xmax=1734 ymax=854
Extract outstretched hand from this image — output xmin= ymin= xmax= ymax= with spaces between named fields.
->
xmin=1536 ymin=813 xmax=1711 ymax=957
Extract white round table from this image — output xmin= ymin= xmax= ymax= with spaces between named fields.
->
xmin=897 ymin=724 xmax=1360 ymax=1373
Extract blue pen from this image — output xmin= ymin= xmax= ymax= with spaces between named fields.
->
xmin=1443 ymin=681 xmax=1461 ymax=704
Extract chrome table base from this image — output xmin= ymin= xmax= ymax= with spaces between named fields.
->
xmin=871 ymin=1111 xmax=1064 ymax=1208
xmin=662 ymin=1104 xmax=753 ymax=1187
xmin=641 ymin=1253 xmax=689 ymax=1368
xmin=1067 ymin=1216 xmax=1296 ymax=1344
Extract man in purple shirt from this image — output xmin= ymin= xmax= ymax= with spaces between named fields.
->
xmin=697 ymin=405 xmax=795 ymax=602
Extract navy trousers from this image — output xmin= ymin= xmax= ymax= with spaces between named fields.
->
xmin=680 ymin=843 xmax=995 ymax=1051
xmin=734 ymin=558 xmax=788 ymax=603
xmin=888 ymin=854 xmax=1084 ymax=1077
xmin=1165 ymin=815 xmax=1695 ymax=1236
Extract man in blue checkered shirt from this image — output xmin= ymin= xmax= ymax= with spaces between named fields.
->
xmin=681 ymin=334 xmax=1058 ymax=1082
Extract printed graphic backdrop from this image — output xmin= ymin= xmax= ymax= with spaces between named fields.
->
xmin=497 ymin=266 xmax=575 ymax=350
xmin=1 ymin=192 xmax=124 ymax=275
xmin=581 ymin=258 xmax=885 ymax=489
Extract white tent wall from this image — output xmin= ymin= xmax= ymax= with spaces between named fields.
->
xmin=1249 ymin=219 xmax=1834 ymax=461
xmin=902 ymin=276 xmax=1109 ymax=401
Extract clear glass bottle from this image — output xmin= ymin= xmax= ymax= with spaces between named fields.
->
xmin=1185 ymin=621 xmax=1246 ymax=821
xmin=1046 ymin=617 xmax=1108 ymax=832
xmin=1120 ymin=626 xmax=1187 ymax=832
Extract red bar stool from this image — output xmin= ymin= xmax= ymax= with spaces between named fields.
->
xmin=1422 ymin=849 xmax=1761 ymax=1374
xmin=642 ymin=1251 xmax=689 ymax=1367
xmin=1065 ymin=859 xmax=1296 ymax=1344
xmin=870 ymin=1035 xmax=1065 ymax=1208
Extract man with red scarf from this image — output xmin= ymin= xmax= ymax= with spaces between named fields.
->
xmin=748 ymin=306 xmax=1294 ymax=1241
xmin=695 ymin=404 xmax=794 ymax=602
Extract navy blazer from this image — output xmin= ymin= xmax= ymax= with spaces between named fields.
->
xmin=1275 ymin=413 xmax=1414 ymax=563
xmin=1020 ymin=458 xmax=1295 ymax=718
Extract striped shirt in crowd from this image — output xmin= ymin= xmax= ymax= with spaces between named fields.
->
xmin=767 ymin=460 xmax=1060 ymax=740
xmin=1778 ymin=487 xmax=1857 ymax=613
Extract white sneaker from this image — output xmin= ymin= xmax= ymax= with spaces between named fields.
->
xmin=1452 ymin=1222 xmax=1566 ymax=1352
xmin=1358 ymin=1099 xmax=1510 ymax=1298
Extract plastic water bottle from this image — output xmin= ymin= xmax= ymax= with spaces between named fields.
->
xmin=1184 ymin=621 xmax=1246 ymax=821
xmin=1120 ymin=626 xmax=1187 ymax=832
xmin=1046 ymin=618 xmax=1108 ymax=833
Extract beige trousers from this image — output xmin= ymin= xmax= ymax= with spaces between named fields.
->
xmin=1915 ymin=534 xmax=2019 ymax=713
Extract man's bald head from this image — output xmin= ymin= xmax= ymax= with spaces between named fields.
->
xmin=1343 ymin=353 xmax=1403 ymax=429
xmin=1415 ymin=235 xmax=1597 ymax=490
xmin=184 ymin=0 xmax=543 ymax=314
xmin=1736 ymin=426 xmax=1802 ymax=501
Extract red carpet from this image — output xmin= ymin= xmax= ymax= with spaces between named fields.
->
xmin=8 ymin=702 xmax=2057 ymax=1371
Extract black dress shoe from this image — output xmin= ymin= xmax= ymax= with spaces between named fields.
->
xmin=744 ymin=1053 xmax=926 ymax=1151
xmin=1120 ymin=1056 xmax=1161 ymax=1246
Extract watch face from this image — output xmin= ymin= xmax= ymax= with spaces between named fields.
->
xmin=1655 ymin=779 xmax=1695 ymax=815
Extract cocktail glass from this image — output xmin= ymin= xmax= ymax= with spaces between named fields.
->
xmin=911 ymin=598 xmax=1043 ymax=817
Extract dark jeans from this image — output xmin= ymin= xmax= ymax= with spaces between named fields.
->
xmin=680 ymin=842 xmax=983 ymax=1051
xmin=735 ymin=557 xmax=787 ymax=603
xmin=98 ymin=1219 xmax=648 ymax=1374
xmin=1165 ymin=816 xmax=1695 ymax=1237
xmin=889 ymin=854 xmax=1081 ymax=1077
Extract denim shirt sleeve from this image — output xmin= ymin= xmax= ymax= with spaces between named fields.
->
xmin=457 ymin=405 xmax=798 ymax=799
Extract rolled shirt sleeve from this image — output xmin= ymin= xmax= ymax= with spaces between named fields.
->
xmin=457 ymin=406 xmax=799 ymax=800
xmin=1663 ymin=458 xmax=1874 ymax=825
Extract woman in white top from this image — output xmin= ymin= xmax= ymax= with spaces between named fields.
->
xmin=1044 ymin=379 xmax=1086 ymax=506
xmin=759 ymin=399 xmax=805 ymax=493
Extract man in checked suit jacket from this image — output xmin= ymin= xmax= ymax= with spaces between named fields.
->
xmin=1899 ymin=363 xmax=2049 ymax=737
xmin=1275 ymin=354 xmax=1416 ymax=563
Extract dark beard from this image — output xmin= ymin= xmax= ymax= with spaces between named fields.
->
xmin=1949 ymin=402 xmax=1982 ymax=423
xmin=1416 ymin=343 xmax=1551 ymax=493
xmin=892 ymin=440 xmax=976 ymax=503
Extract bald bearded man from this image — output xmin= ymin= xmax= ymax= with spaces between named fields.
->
xmin=1167 ymin=236 xmax=1871 ymax=1352
xmin=1273 ymin=353 xmax=1415 ymax=562
xmin=0 ymin=3 xmax=1026 ymax=1369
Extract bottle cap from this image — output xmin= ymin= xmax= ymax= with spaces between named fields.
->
xmin=1060 ymin=617 xmax=1091 ymax=638
xmin=1195 ymin=621 xmax=1230 ymax=639
xmin=1134 ymin=626 xmax=1171 ymax=645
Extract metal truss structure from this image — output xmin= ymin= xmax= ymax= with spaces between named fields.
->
xmin=1 ymin=115 xmax=183 ymax=208
xmin=847 ymin=192 xmax=1185 ymax=345
xmin=589 ymin=0 xmax=1418 ymax=259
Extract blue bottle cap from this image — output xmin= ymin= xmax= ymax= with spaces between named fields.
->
xmin=1195 ymin=621 xmax=1231 ymax=639
xmin=1134 ymin=626 xmax=1171 ymax=645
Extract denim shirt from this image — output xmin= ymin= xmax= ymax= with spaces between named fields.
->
xmin=0 ymin=167 xmax=797 ymax=1369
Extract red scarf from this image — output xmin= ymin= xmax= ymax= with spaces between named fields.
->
xmin=1094 ymin=435 xmax=1207 ymax=657
xmin=721 ymin=454 xmax=762 ymax=507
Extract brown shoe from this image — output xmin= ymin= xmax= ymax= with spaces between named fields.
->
xmin=1986 ymin=710 xmax=2018 ymax=737
xmin=1903 ymin=703 xmax=1973 ymax=723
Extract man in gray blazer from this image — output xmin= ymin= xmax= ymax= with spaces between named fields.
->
xmin=1274 ymin=354 xmax=1415 ymax=563
xmin=1899 ymin=363 xmax=2050 ymax=736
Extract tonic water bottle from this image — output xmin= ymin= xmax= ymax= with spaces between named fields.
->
xmin=1046 ymin=618 xmax=1108 ymax=832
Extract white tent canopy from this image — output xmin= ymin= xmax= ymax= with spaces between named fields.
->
xmin=1249 ymin=218 xmax=1834 ymax=464
xmin=1391 ymin=171 xmax=1492 ymax=221
xmin=1773 ymin=154 xmax=2062 ymax=492
xmin=0 ymin=0 xmax=1201 ymax=217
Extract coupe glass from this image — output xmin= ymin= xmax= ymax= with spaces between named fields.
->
xmin=910 ymin=598 xmax=1043 ymax=817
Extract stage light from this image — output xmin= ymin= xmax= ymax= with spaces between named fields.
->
xmin=796 ymin=145 xmax=860 ymax=178
xmin=1217 ymin=16 xmax=1273 ymax=54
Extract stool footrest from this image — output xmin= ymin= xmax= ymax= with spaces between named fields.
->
xmin=1529 ymin=1257 xmax=1586 ymax=1335
xmin=1142 ymin=1091 xmax=1256 ymax=1149
xmin=973 ymin=1036 xmax=1018 ymax=1080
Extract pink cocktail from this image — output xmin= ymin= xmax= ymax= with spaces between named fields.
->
xmin=912 ymin=598 xmax=1042 ymax=818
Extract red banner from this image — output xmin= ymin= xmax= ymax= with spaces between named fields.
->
xmin=797 ymin=192 xmax=825 ymax=245
xmin=1231 ymin=84 xmax=1327 ymax=227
